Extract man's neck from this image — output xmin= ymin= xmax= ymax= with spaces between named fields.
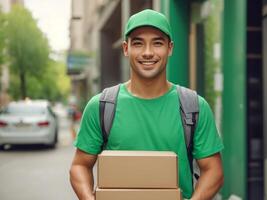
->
xmin=125 ymin=78 xmax=172 ymax=99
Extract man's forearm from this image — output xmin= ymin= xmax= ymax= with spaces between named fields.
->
xmin=191 ymin=168 xmax=224 ymax=200
xmin=70 ymin=165 xmax=95 ymax=200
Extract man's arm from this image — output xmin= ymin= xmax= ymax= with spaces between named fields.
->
xmin=70 ymin=149 xmax=97 ymax=200
xmin=191 ymin=153 xmax=224 ymax=200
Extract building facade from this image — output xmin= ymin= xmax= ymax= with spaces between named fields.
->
xmin=68 ymin=0 xmax=107 ymax=109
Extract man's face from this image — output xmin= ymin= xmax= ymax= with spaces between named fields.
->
xmin=122 ymin=26 xmax=173 ymax=80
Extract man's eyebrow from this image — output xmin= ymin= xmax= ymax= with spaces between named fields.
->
xmin=152 ymin=37 xmax=165 ymax=41
xmin=131 ymin=37 xmax=143 ymax=42
xmin=130 ymin=36 xmax=166 ymax=42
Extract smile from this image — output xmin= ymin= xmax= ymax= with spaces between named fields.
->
xmin=138 ymin=61 xmax=158 ymax=65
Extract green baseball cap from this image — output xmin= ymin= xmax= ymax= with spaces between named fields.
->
xmin=124 ymin=9 xmax=172 ymax=40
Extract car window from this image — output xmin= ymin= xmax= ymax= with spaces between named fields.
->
xmin=3 ymin=104 xmax=47 ymax=115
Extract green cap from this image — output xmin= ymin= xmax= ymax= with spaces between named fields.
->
xmin=124 ymin=9 xmax=172 ymax=40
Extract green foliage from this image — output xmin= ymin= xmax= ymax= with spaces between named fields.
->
xmin=9 ymin=59 xmax=71 ymax=102
xmin=41 ymin=59 xmax=71 ymax=102
xmin=54 ymin=60 xmax=71 ymax=101
xmin=4 ymin=5 xmax=71 ymax=102
xmin=8 ymin=73 xmax=20 ymax=100
xmin=5 ymin=5 xmax=50 ymax=98
xmin=0 ymin=8 xmax=7 ymax=66
xmin=203 ymin=0 xmax=223 ymax=111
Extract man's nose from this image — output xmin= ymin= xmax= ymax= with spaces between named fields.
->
xmin=142 ymin=45 xmax=154 ymax=59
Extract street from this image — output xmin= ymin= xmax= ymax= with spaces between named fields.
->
xmin=0 ymin=105 xmax=78 ymax=200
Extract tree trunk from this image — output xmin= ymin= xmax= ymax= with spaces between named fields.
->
xmin=19 ymin=70 xmax=26 ymax=99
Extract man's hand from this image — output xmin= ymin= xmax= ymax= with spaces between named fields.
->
xmin=69 ymin=149 xmax=97 ymax=200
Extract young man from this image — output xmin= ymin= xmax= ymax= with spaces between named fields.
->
xmin=70 ymin=9 xmax=224 ymax=200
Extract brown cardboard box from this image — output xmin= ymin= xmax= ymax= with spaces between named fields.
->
xmin=96 ymin=188 xmax=182 ymax=200
xmin=97 ymin=150 xmax=178 ymax=189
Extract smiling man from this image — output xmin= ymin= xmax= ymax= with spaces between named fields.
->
xmin=123 ymin=26 xmax=173 ymax=96
xmin=70 ymin=9 xmax=224 ymax=200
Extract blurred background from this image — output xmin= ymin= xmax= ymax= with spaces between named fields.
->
xmin=0 ymin=0 xmax=266 ymax=200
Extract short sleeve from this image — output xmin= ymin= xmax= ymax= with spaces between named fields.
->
xmin=73 ymin=94 xmax=103 ymax=155
xmin=192 ymin=96 xmax=224 ymax=159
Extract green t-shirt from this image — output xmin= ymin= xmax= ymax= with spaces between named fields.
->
xmin=74 ymin=84 xmax=224 ymax=198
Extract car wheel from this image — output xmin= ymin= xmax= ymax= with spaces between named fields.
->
xmin=55 ymin=128 xmax=58 ymax=143
xmin=49 ymin=132 xmax=58 ymax=149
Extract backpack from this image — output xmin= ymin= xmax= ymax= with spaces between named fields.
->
xmin=99 ymin=84 xmax=199 ymax=183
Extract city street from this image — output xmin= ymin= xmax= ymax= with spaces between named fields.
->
xmin=0 ymin=105 xmax=78 ymax=200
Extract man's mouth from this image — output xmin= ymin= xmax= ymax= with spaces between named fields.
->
xmin=138 ymin=61 xmax=158 ymax=65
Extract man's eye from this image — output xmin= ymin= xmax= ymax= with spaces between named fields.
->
xmin=154 ymin=41 xmax=163 ymax=46
xmin=132 ymin=42 xmax=143 ymax=46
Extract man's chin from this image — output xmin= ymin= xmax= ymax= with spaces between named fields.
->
xmin=138 ymin=64 xmax=156 ymax=70
xmin=138 ymin=70 xmax=161 ymax=80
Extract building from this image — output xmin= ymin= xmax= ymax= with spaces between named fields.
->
xmin=68 ymin=0 xmax=110 ymax=109
xmin=0 ymin=0 xmax=23 ymax=12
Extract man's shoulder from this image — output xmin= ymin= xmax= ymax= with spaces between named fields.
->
xmin=89 ymin=93 xmax=101 ymax=104
xmin=196 ymin=95 xmax=210 ymax=109
xmin=83 ymin=93 xmax=101 ymax=112
xmin=175 ymin=84 xmax=212 ymax=112
xmin=86 ymin=84 xmax=122 ymax=106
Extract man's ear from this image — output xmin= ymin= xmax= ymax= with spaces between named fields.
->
xmin=122 ymin=41 xmax=129 ymax=56
xmin=168 ymin=41 xmax=174 ymax=56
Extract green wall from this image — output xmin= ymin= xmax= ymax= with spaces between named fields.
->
xmin=161 ymin=0 xmax=190 ymax=87
xmin=222 ymin=0 xmax=247 ymax=199
xmin=161 ymin=0 xmax=248 ymax=198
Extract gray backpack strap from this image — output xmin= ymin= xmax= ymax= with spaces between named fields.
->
xmin=99 ymin=84 xmax=120 ymax=150
xmin=177 ymin=85 xmax=199 ymax=176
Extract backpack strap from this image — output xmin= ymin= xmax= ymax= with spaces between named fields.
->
xmin=99 ymin=84 xmax=120 ymax=150
xmin=177 ymin=85 xmax=199 ymax=177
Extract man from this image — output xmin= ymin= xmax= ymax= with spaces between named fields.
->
xmin=70 ymin=9 xmax=224 ymax=200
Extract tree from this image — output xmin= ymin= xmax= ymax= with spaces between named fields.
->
xmin=53 ymin=60 xmax=71 ymax=102
xmin=9 ymin=58 xmax=71 ymax=102
xmin=27 ymin=59 xmax=71 ymax=102
xmin=0 ymin=8 xmax=7 ymax=68
xmin=5 ymin=5 xmax=50 ymax=99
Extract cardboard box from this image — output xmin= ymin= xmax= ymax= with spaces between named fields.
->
xmin=97 ymin=150 xmax=178 ymax=189
xmin=96 ymin=188 xmax=182 ymax=200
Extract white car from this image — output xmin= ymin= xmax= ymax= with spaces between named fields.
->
xmin=0 ymin=100 xmax=58 ymax=149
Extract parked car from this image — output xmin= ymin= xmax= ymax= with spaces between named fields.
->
xmin=0 ymin=100 xmax=58 ymax=149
